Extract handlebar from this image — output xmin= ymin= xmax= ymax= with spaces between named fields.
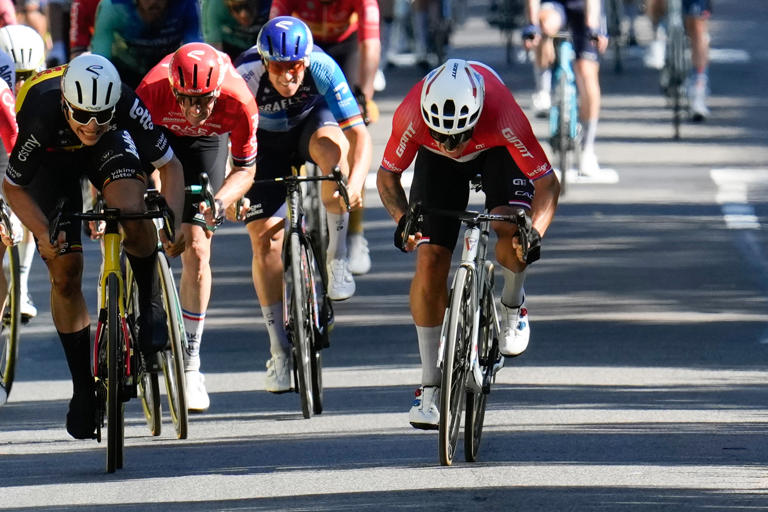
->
xmin=0 ymin=198 xmax=17 ymax=245
xmin=401 ymin=202 xmax=534 ymax=262
xmin=185 ymin=172 xmax=223 ymax=229
xmin=255 ymin=166 xmax=351 ymax=212
xmin=48 ymin=193 xmax=176 ymax=246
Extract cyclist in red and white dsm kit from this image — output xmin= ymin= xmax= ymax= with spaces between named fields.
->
xmin=377 ymin=58 xmax=560 ymax=430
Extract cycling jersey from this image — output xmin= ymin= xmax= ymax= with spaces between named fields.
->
xmin=0 ymin=78 xmax=16 ymax=153
xmin=201 ymin=0 xmax=269 ymax=60
xmin=69 ymin=0 xmax=100 ymax=55
xmin=235 ymin=47 xmax=363 ymax=133
xmin=135 ymin=52 xmax=259 ymax=168
xmin=380 ymin=62 xmax=552 ymax=180
xmin=91 ymin=0 xmax=202 ymax=87
xmin=7 ymin=65 xmax=174 ymax=187
xmin=269 ymin=0 xmax=380 ymax=44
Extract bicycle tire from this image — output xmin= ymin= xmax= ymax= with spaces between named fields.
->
xmin=303 ymin=165 xmax=329 ymax=262
xmin=125 ymin=265 xmax=162 ymax=437
xmin=289 ymin=231 xmax=315 ymax=419
xmin=439 ymin=267 xmax=474 ymax=466
xmin=465 ymin=285 xmax=493 ymax=462
xmin=304 ymin=239 xmax=324 ymax=415
xmin=157 ymin=253 xmax=188 ymax=439
xmin=0 ymin=246 xmax=21 ymax=403
xmin=106 ymin=272 xmax=125 ymax=473
xmin=556 ymin=71 xmax=570 ymax=195
xmin=666 ymin=6 xmax=687 ymax=140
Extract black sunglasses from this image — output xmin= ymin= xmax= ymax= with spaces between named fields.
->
xmin=429 ymin=127 xmax=474 ymax=150
xmin=65 ymin=101 xmax=115 ymax=125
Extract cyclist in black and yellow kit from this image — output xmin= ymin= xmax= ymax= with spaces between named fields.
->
xmin=2 ymin=54 xmax=185 ymax=439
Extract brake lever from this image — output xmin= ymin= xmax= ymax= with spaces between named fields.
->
xmin=331 ymin=167 xmax=351 ymax=212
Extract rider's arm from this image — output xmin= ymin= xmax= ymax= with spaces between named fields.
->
xmin=155 ymin=154 xmax=184 ymax=233
xmin=376 ymin=167 xmax=408 ymax=223
xmin=2 ymin=180 xmax=50 ymax=246
xmin=525 ymin=0 xmax=541 ymax=24
xmin=215 ymin=162 xmax=256 ymax=209
xmin=90 ymin=0 xmax=117 ymax=59
xmin=0 ymin=85 xmax=17 ymax=154
xmin=529 ymin=173 xmax=559 ymax=237
xmin=343 ymin=122 xmax=372 ymax=200
xmin=355 ymin=0 xmax=381 ymax=101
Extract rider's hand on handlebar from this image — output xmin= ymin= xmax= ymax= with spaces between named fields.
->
xmin=513 ymin=225 xmax=542 ymax=265
xmin=226 ymin=197 xmax=250 ymax=222
xmin=162 ymin=228 xmax=186 ymax=257
xmin=40 ymin=230 xmax=65 ymax=261
xmin=394 ymin=214 xmax=421 ymax=253
xmin=0 ymin=224 xmax=12 ymax=247
xmin=199 ymin=198 xmax=224 ymax=236
xmin=88 ymin=220 xmax=106 ymax=240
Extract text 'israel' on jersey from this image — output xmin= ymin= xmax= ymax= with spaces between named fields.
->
xmin=379 ymin=61 xmax=553 ymax=180
xmin=234 ymin=47 xmax=363 ymax=133
xmin=7 ymin=65 xmax=174 ymax=187
xmin=135 ymin=51 xmax=259 ymax=168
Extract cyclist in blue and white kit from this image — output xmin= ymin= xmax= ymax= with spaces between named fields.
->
xmin=234 ymin=16 xmax=371 ymax=393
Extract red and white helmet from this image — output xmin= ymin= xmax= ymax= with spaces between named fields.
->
xmin=420 ymin=59 xmax=485 ymax=135
xmin=168 ymin=42 xmax=225 ymax=95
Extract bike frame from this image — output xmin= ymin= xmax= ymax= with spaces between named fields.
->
xmin=549 ymin=32 xmax=580 ymax=194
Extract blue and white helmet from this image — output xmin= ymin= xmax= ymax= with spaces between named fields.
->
xmin=0 ymin=49 xmax=14 ymax=89
xmin=257 ymin=16 xmax=313 ymax=62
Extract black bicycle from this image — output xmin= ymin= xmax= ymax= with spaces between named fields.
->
xmin=255 ymin=166 xmax=349 ymax=418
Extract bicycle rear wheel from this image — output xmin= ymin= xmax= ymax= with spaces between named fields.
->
xmin=125 ymin=265 xmax=161 ymax=437
xmin=465 ymin=284 xmax=494 ymax=462
xmin=0 ymin=246 xmax=21 ymax=403
xmin=157 ymin=253 xmax=188 ymax=439
xmin=439 ymin=267 xmax=474 ymax=466
xmin=105 ymin=273 xmax=125 ymax=473
xmin=288 ymin=231 xmax=315 ymax=418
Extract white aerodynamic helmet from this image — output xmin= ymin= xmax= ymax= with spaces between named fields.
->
xmin=61 ymin=53 xmax=121 ymax=112
xmin=0 ymin=24 xmax=45 ymax=77
xmin=0 ymin=49 xmax=15 ymax=88
xmin=420 ymin=59 xmax=485 ymax=135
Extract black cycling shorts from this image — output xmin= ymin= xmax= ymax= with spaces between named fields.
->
xmin=409 ymin=146 xmax=535 ymax=251
xmin=243 ymin=106 xmax=338 ymax=223
xmin=29 ymin=128 xmax=148 ymax=254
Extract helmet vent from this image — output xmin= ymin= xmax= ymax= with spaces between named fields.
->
xmin=205 ymin=67 xmax=213 ymax=88
xmin=75 ymin=81 xmax=83 ymax=104
xmin=280 ymin=33 xmax=286 ymax=56
xmin=177 ymin=66 xmax=185 ymax=88
xmin=90 ymin=76 xmax=98 ymax=105
xmin=104 ymin=82 xmax=114 ymax=107
xmin=192 ymin=64 xmax=198 ymax=89
xmin=293 ymin=36 xmax=301 ymax=57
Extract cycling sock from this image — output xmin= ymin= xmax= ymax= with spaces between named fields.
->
xmin=183 ymin=309 xmax=205 ymax=371
xmin=581 ymin=119 xmax=598 ymax=154
xmin=58 ymin=326 xmax=92 ymax=392
xmin=126 ymin=249 xmax=160 ymax=313
xmin=261 ymin=302 xmax=291 ymax=358
xmin=500 ymin=265 xmax=526 ymax=308
xmin=18 ymin=237 xmax=36 ymax=299
xmin=416 ymin=325 xmax=442 ymax=387
xmin=534 ymin=66 xmax=552 ymax=95
xmin=326 ymin=211 xmax=349 ymax=261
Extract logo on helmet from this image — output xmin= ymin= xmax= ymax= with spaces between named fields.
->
xmin=85 ymin=64 xmax=104 ymax=77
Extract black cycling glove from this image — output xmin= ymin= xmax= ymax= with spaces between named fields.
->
xmin=394 ymin=215 xmax=409 ymax=253
xmin=525 ymin=227 xmax=542 ymax=265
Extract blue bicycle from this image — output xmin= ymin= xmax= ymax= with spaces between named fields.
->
xmin=548 ymin=32 xmax=580 ymax=195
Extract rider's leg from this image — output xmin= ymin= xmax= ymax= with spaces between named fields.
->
xmin=574 ymin=57 xmax=602 ymax=168
xmin=18 ymin=228 xmax=38 ymax=319
xmin=310 ymin=125 xmax=356 ymax=300
xmin=179 ymin=223 xmax=212 ymax=371
xmin=644 ymin=0 xmax=667 ymax=69
xmin=531 ymin=3 xmax=564 ymax=116
xmin=685 ymin=2 xmax=711 ymax=119
xmin=247 ymin=216 xmax=290 ymax=359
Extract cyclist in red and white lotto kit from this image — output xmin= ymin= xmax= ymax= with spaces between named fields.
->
xmin=377 ymin=59 xmax=560 ymax=430
xmin=136 ymin=42 xmax=259 ymax=412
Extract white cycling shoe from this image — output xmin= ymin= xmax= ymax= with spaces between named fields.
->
xmin=347 ymin=233 xmax=371 ymax=275
xmin=500 ymin=301 xmax=530 ymax=357
xmin=265 ymin=355 xmax=291 ymax=393
xmin=185 ymin=370 xmax=210 ymax=412
xmin=327 ymin=258 xmax=355 ymax=300
xmin=409 ymin=386 xmax=439 ymax=430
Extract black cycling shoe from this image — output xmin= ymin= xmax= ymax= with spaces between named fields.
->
xmin=138 ymin=298 xmax=168 ymax=356
xmin=66 ymin=389 xmax=98 ymax=440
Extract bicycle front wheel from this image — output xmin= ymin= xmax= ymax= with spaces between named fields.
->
xmin=125 ymin=264 xmax=161 ymax=437
xmin=288 ymin=231 xmax=316 ymax=419
xmin=556 ymin=72 xmax=570 ymax=194
xmin=0 ymin=246 xmax=21 ymax=403
xmin=465 ymin=285 xmax=494 ymax=462
xmin=106 ymin=273 xmax=125 ymax=473
xmin=157 ymin=253 xmax=188 ymax=439
xmin=439 ymin=267 xmax=474 ymax=466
